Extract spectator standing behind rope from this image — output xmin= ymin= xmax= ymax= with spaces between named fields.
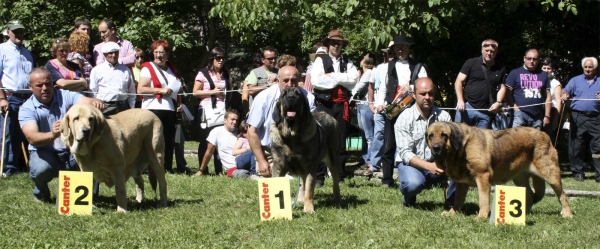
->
xmin=45 ymin=38 xmax=86 ymax=92
xmin=193 ymin=47 xmax=231 ymax=176
xmin=561 ymin=57 xmax=600 ymax=182
xmin=505 ymin=48 xmax=551 ymax=130
xmin=454 ymin=39 xmax=506 ymax=129
xmin=352 ymin=53 xmax=376 ymax=176
xmin=93 ymin=19 xmax=136 ymax=68
xmin=67 ymin=32 xmax=92 ymax=88
xmin=540 ymin=57 xmax=563 ymax=144
xmin=0 ymin=20 xmax=34 ymax=177
xmin=72 ymin=18 xmax=95 ymax=67
xmin=137 ymin=39 xmax=188 ymax=174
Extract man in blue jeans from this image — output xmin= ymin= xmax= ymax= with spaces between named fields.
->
xmin=454 ymin=39 xmax=506 ymax=129
xmin=394 ymin=77 xmax=454 ymax=207
xmin=505 ymin=48 xmax=551 ymax=130
xmin=18 ymin=68 xmax=104 ymax=202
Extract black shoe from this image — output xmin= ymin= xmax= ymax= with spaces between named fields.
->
xmin=315 ymin=180 xmax=325 ymax=187
xmin=177 ymin=167 xmax=193 ymax=176
xmin=574 ymin=173 xmax=585 ymax=182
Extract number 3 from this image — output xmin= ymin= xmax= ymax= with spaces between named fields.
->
xmin=509 ymin=199 xmax=522 ymax=217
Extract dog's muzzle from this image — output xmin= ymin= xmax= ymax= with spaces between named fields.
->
xmin=431 ymin=144 xmax=445 ymax=159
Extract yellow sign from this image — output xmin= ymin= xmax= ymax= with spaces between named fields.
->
xmin=491 ymin=185 xmax=526 ymax=225
xmin=258 ymin=177 xmax=292 ymax=221
xmin=57 ymin=171 xmax=93 ymax=215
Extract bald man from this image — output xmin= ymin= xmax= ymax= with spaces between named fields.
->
xmin=247 ymin=66 xmax=316 ymax=177
xmin=394 ymin=77 xmax=455 ymax=207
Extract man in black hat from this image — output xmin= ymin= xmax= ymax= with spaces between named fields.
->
xmin=310 ymin=29 xmax=359 ymax=185
xmin=374 ymin=34 xmax=427 ymax=188
xmin=0 ymin=20 xmax=34 ymax=177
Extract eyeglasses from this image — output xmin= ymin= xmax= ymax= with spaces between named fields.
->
xmin=264 ymin=57 xmax=277 ymax=61
xmin=213 ymin=56 xmax=225 ymax=61
xmin=482 ymin=43 xmax=497 ymax=49
xmin=525 ymin=57 xmax=539 ymax=61
xmin=329 ymin=40 xmax=343 ymax=46
xmin=393 ymin=44 xmax=410 ymax=50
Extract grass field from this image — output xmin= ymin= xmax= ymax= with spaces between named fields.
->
xmin=1 ymin=141 xmax=599 ymax=248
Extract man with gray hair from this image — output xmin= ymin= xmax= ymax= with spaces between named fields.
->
xmin=561 ymin=57 xmax=600 ymax=182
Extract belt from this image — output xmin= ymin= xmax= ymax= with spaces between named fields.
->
xmin=574 ymin=110 xmax=600 ymax=117
xmin=5 ymin=91 xmax=32 ymax=99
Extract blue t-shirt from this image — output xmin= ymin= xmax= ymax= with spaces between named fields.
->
xmin=19 ymin=89 xmax=84 ymax=152
xmin=505 ymin=67 xmax=550 ymax=118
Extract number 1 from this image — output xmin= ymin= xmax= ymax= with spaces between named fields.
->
xmin=274 ymin=190 xmax=284 ymax=209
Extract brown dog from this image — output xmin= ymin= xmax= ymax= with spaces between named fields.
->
xmin=60 ymin=104 xmax=167 ymax=213
xmin=270 ymin=87 xmax=341 ymax=213
xmin=426 ymin=121 xmax=572 ymax=219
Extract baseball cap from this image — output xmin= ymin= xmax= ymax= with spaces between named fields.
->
xmin=6 ymin=20 xmax=25 ymax=30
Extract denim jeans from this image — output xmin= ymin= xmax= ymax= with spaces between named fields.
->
xmin=235 ymin=150 xmax=256 ymax=174
xmin=356 ymin=103 xmax=374 ymax=165
xmin=1 ymin=95 xmax=28 ymax=175
xmin=397 ymin=162 xmax=455 ymax=207
xmin=454 ymin=102 xmax=492 ymax=129
xmin=512 ymin=111 xmax=542 ymax=130
xmin=369 ymin=112 xmax=386 ymax=171
xmin=29 ymin=149 xmax=79 ymax=200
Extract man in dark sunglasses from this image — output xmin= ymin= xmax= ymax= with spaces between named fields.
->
xmin=454 ymin=39 xmax=507 ymax=130
xmin=505 ymin=48 xmax=551 ymax=130
xmin=310 ymin=29 xmax=359 ymax=186
xmin=244 ymin=46 xmax=278 ymax=97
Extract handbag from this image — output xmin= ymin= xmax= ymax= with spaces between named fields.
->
xmin=199 ymin=68 xmax=226 ymax=128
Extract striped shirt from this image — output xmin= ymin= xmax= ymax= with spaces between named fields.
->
xmin=394 ymin=104 xmax=451 ymax=164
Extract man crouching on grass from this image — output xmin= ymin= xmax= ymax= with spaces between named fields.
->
xmin=18 ymin=68 xmax=104 ymax=202
xmin=394 ymin=77 xmax=455 ymax=207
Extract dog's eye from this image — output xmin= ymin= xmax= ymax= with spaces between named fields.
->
xmin=73 ymin=116 xmax=79 ymax=121
xmin=441 ymin=133 xmax=448 ymax=140
xmin=427 ymin=133 xmax=433 ymax=141
xmin=89 ymin=117 xmax=93 ymax=123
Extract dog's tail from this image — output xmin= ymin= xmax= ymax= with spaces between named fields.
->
xmin=148 ymin=166 xmax=158 ymax=192
xmin=532 ymin=175 xmax=546 ymax=204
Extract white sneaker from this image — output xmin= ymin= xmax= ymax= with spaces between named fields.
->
xmin=249 ymin=175 xmax=263 ymax=181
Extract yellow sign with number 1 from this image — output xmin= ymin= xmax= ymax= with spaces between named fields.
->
xmin=57 ymin=171 xmax=93 ymax=215
xmin=258 ymin=177 xmax=292 ymax=221
xmin=490 ymin=185 xmax=526 ymax=225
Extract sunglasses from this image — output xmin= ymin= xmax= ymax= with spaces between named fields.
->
xmin=482 ymin=43 xmax=497 ymax=49
xmin=525 ymin=57 xmax=539 ymax=61
xmin=213 ymin=56 xmax=225 ymax=61
xmin=264 ymin=57 xmax=277 ymax=61
xmin=329 ymin=40 xmax=343 ymax=46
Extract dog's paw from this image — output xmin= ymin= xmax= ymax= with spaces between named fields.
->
xmin=116 ymin=207 xmax=127 ymax=214
xmin=303 ymin=206 xmax=315 ymax=214
xmin=441 ymin=209 xmax=456 ymax=216
xmin=135 ymin=196 xmax=144 ymax=204
xmin=561 ymin=210 xmax=574 ymax=218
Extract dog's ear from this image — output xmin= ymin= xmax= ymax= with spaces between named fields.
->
xmin=272 ymin=98 xmax=282 ymax=124
xmin=91 ymin=106 xmax=105 ymax=136
xmin=60 ymin=112 xmax=72 ymax=147
xmin=448 ymin=122 xmax=463 ymax=150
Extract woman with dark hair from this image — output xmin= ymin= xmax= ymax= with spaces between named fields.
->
xmin=541 ymin=57 xmax=563 ymax=144
xmin=193 ymin=47 xmax=231 ymax=176
xmin=252 ymin=53 xmax=263 ymax=69
xmin=137 ymin=39 xmax=191 ymax=174
xmin=45 ymin=38 xmax=87 ymax=92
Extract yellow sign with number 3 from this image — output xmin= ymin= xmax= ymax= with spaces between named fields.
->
xmin=57 ymin=171 xmax=93 ymax=215
xmin=258 ymin=177 xmax=292 ymax=221
xmin=491 ymin=185 xmax=526 ymax=225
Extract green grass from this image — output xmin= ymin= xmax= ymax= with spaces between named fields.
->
xmin=1 ymin=141 xmax=599 ymax=248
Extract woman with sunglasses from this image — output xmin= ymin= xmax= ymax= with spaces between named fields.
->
xmin=45 ymin=38 xmax=87 ymax=92
xmin=193 ymin=47 xmax=231 ymax=176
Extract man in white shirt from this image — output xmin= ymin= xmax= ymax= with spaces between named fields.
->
xmin=375 ymin=34 xmax=427 ymax=188
xmin=310 ymin=29 xmax=359 ymax=185
xmin=195 ymin=109 xmax=240 ymax=176
xmin=89 ymin=41 xmax=135 ymax=116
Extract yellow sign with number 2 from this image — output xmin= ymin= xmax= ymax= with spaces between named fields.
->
xmin=57 ymin=171 xmax=93 ymax=215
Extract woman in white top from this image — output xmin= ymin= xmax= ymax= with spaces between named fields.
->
xmin=541 ymin=57 xmax=563 ymax=144
xmin=193 ymin=47 xmax=231 ymax=175
xmin=138 ymin=39 xmax=190 ymax=174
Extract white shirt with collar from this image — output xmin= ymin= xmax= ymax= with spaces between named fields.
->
xmin=89 ymin=61 xmax=135 ymax=108
xmin=375 ymin=60 xmax=427 ymax=107
xmin=310 ymin=54 xmax=359 ymax=91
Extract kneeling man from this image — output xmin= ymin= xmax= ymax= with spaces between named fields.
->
xmin=19 ymin=68 xmax=104 ymax=202
xmin=395 ymin=77 xmax=455 ymax=207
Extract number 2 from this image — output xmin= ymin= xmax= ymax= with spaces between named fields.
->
xmin=509 ymin=199 xmax=522 ymax=217
xmin=74 ymin=186 xmax=89 ymax=205
xmin=274 ymin=190 xmax=284 ymax=209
